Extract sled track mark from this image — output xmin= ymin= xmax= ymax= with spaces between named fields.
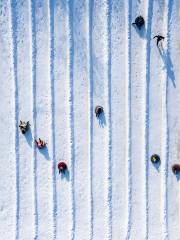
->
xmin=143 ymin=0 xmax=153 ymax=238
xmin=9 ymin=1 xmax=20 ymax=239
xmin=30 ymin=0 xmax=38 ymax=238
xmin=68 ymin=1 xmax=75 ymax=239
xmin=125 ymin=0 xmax=132 ymax=239
xmin=107 ymin=0 xmax=112 ymax=239
xmin=88 ymin=0 xmax=94 ymax=239
xmin=161 ymin=0 xmax=173 ymax=238
xmin=49 ymin=0 xmax=57 ymax=238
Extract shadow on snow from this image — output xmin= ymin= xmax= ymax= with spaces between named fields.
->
xmin=38 ymin=146 xmax=50 ymax=161
xmin=158 ymin=46 xmax=176 ymax=88
xmin=97 ymin=112 xmax=106 ymax=128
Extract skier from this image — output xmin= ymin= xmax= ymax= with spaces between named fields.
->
xmin=35 ymin=138 xmax=46 ymax=149
xmin=132 ymin=16 xmax=145 ymax=29
xmin=172 ymin=164 xmax=180 ymax=175
xmin=153 ymin=35 xmax=165 ymax=47
xmin=151 ymin=154 xmax=160 ymax=164
xmin=95 ymin=106 xmax=103 ymax=118
xmin=19 ymin=120 xmax=30 ymax=134
xmin=58 ymin=161 xmax=67 ymax=174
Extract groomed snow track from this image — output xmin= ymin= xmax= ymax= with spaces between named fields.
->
xmin=0 ymin=0 xmax=180 ymax=239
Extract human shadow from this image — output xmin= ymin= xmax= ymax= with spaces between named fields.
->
xmin=60 ymin=169 xmax=70 ymax=181
xmin=24 ymin=128 xmax=33 ymax=147
xmin=175 ymin=171 xmax=180 ymax=181
xmin=98 ymin=112 xmax=106 ymax=128
xmin=152 ymin=161 xmax=161 ymax=172
xmin=38 ymin=146 xmax=50 ymax=161
xmin=158 ymin=46 xmax=176 ymax=88
xmin=132 ymin=23 xmax=146 ymax=39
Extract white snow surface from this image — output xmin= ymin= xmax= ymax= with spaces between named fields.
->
xmin=0 ymin=0 xmax=180 ymax=239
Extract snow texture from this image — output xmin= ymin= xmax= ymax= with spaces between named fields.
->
xmin=0 ymin=0 xmax=180 ymax=239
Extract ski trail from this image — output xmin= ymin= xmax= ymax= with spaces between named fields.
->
xmin=110 ymin=0 xmax=127 ymax=238
xmin=142 ymin=0 xmax=153 ymax=238
xmin=166 ymin=0 xmax=180 ymax=239
xmin=10 ymin=1 xmax=35 ymax=239
xmin=67 ymin=0 xmax=75 ymax=239
xmin=72 ymin=0 xmax=90 ymax=239
xmin=30 ymin=0 xmax=38 ymax=238
xmin=53 ymin=1 xmax=72 ymax=239
xmin=0 ymin=1 xmax=16 ymax=238
xmin=33 ymin=0 xmax=54 ymax=238
xmin=161 ymin=1 xmax=169 ymax=238
xmin=91 ymin=0 xmax=109 ymax=239
xmin=107 ymin=0 xmax=112 ymax=239
xmin=88 ymin=0 xmax=93 ymax=238
xmin=148 ymin=0 xmax=164 ymax=239
xmin=125 ymin=0 xmax=132 ymax=238
xmin=48 ymin=0 xmax=57 ymax=238
xmin=9 ymin=0 xmax=20 ymax=239
xmin=128 ymin=0 xmax=147 ymax=238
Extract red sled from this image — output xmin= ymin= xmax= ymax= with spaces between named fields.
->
xmin=58 ymin=161 xmax=67 ymax=174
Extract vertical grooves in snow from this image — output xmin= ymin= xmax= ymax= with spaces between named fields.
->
xmin=9 ymin=1 xmax=20 ymax=239
xmin=161 ymin=0 xmax=172 ymax=238
xmin=143 ymin=0 xmax=153 ymax=238
xmin=88 ymin=0 xmax=93 ymax=239
xmin=68 ymin=0 xmax=75 ymax=239
xmin=126 ymin=0 xmax=132 ymax=238
xmin=161 ymin=64 xmax=168 ymax=239
xmin=107 ymin=0 xmax=112 ymax=239
xmin=30 ymin=0 xmax=38 ymax=238
xmin=49 ymin=1 xmax=57 ymax=238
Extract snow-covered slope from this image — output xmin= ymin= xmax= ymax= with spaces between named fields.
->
xmin=0 ymin=0 xmax=180 ymax=239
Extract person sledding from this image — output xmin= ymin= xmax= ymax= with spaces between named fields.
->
xmin=132 ymin=16 xmax=145 ymax=29
xmin=95 ymin=106 xmax=104 ymax=118
xmin=35 ymin=138 xmax=46 ymax=149
xmin=153 ymin=35 xmax=165 ymax=47
xmin=172 ymin=164 xmax=180 ymax=175
xmin=58 ymin=161 xmax=67 ymax=174
xmin=19 ymin=120 xmax=30 ymax=134
xmin=151 ymin=154 xmax=160 ymax=164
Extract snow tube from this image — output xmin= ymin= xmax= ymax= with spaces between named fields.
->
xmin=132 ymin=16 xmax=145 ymax=29
xmin=95 ymin=106 xmax=103 ymax=118
xmin=172 ymin=164 xmax=180 ymax=174
xmin=151 ymin=154 xmax=160 ymax=164
xmin=58 ymin=161 xmax=67 ymax=173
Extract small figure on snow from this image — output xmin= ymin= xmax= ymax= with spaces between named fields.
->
xmin=172 ymin=164 xmax=180 ymax=175
xmin=132 ymin=16 xmax=145 ymax=29
xmin=58 ymin=161 xmax=67 ymax=174
xmin=95 ymin=106 xmax=104 ymax=118
xmin=35 ymin=138 xmax=46 ymax=149
xmin=19 ymin=120 xmax=30 ymax=134
xmin=153 ymin=35 xmax=165 ymax=47
xmin=151 ymin=154 xmax=160 ymax=164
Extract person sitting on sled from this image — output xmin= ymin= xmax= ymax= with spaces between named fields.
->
xmin=35 ymin=138 xmax=46 ymax=149
xmin=58 ymin=161 xmax=67 ymax=174
xmin=19 ymin=120 xmax=30 ymax=134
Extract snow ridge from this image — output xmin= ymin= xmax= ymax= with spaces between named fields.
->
xmin=48 ymin=0 xmax=57 ymax=238
xmin=107 ymin=0 xmax=113 ymax=239
xmin=29 ymin=0 xmax=38 ymax=238
xmin=161 ymin=0 xmax=170 ymax=239
xmin=125 ymin=0 xmax=132 ymax=238
xmin=161 ymin=0 xmax=174 ymax=238
xmin=143 ymin=0 xmax=153 ymax=238
xmin=88 ymin=0 xmax=94 ymax=239
xmin=9 ymin=1 xmax=20 ymax=239
xmin=68 ymin=0 xmax=75 ymax=239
